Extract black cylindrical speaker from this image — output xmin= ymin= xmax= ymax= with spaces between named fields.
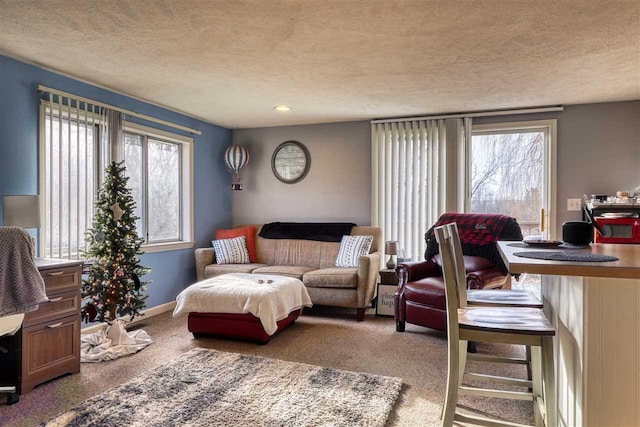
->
xmin=562 ymin=221 xmax=593 ymax=246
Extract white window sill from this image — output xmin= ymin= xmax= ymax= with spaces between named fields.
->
xmin=142 ymin=241 xmax=195 ymax=253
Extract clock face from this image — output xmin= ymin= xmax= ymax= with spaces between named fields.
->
xmin=272 ymin=141 xmax=310 ymax=183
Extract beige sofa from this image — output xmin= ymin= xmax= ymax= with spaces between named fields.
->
xmin=194 ymin=225 xmax=382 ymax=321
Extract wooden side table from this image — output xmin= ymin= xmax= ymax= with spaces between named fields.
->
xmin=379 ymin=269 xmax=399 ymax=286
xmin=376 ymin=269 xmax=398 ymax=316
xmin=0 ymin=258 xmax=82 ymax=395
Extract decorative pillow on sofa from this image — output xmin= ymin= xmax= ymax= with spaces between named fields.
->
xmin=215 ymin=226 xmax=257 ymax=262
xmin=212 ymin=236 xmax=250 ymax=264
xmin=335 ymin=235 xmax=373 ymax=268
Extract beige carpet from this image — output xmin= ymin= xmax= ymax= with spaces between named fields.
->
xmin=0 ymin=306 xmax=533 ymax=426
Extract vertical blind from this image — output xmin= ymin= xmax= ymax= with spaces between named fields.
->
xmin=371 ymin=120 xmax=446 ymax=261
xmin=40 ymin=93 xmax=105 ymax=259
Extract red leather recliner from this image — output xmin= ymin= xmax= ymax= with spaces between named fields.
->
xmin=394 ymin=213 xmax=523 ymax=333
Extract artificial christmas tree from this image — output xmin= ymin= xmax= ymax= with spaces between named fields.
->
xmin=82 ymin=160 xmax=150 ymax=324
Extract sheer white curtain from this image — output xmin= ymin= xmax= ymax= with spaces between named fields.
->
xmin=371 ymin=119 xmax=447 ymax=261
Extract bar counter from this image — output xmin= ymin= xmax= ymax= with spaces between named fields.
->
xmin=498 ymin=242 xmax=640 ymax=427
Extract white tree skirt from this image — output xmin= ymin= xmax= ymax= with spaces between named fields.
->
xmin=81 ymin=320 xmax=152 ymax=363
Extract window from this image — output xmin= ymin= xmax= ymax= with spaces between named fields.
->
xmin=40 ymin=101 xmax=194 ymax=259
xmin=123 ymin=123 xmax=189 ymax=245
xmin=467 ymin=120 xmax=557 ymax=238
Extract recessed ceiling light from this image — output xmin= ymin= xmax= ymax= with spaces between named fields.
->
xmin=274 ymin=105 xmax=292 ymax=112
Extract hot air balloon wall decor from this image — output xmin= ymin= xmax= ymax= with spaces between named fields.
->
xmin=224 ymin=145 xmax=250 ymax=190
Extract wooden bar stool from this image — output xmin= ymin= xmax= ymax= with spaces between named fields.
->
xmin=448 ymin=222 xmax=542 ymax=382
xmin=435 ymin=224 xmax=556 ymax=427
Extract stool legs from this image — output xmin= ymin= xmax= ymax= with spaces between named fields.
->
xmin=442 ymin=336 xmax=461 ymax=426
xmin=526 ymin=345 xmax=533 ymax=383
xmin=441 ymin=338 xmax=556 ymax=427
xmin=440 ymin=339 xmax=468 ymax=421
xmin=531 ymin=345 xmax=544 ymax=427
xmin=542 ymin=337 xmax=557 ymax=427
xmin=458 ymin=340 xmax=468 ymax=386
xmin=530 ymin=338 xmax=557 ymax=427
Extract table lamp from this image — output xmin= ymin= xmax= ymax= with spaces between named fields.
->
xmin=2 ymin=195 xmax=41 ymax=228
xmin=385 ymin=240 xmax=398 ymax=270
xmin=3 ymin=195 xmax=41 ymax=254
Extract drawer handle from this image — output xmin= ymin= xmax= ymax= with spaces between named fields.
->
xmin=47 ymin=271 xmax=65 ymax=277
xmin=47 ymin=322 xmax=63 ymax=329
xmin=47 ymin=297 xmax=63 ymax=302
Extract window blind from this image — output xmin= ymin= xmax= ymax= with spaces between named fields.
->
xmin=39 ymin=93 xmax=103 ymax=259
xmin=371 ymin=120 xmax=446 ymax=261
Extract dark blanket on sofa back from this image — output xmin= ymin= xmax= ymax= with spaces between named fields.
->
xmin=424 ymin=213 xmax=523 ymax=273
xmin=259 ymin=222 xmax=356 ymax=242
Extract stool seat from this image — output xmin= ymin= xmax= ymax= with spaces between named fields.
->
xmin=459 ymin=306 xmax=555 ymax=335
xmin=467 ymin=289 xmax=543 ymax=308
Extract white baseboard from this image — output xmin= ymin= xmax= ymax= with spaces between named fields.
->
xmin=81 ymin=301 xmax=177 ymax=335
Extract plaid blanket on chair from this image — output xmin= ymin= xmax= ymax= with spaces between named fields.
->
xmin=424 ymin=213 xmax=523 ymax=273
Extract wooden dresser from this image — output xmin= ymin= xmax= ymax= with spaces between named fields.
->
xmin=0 ymin=258 xmax=82 ymax=394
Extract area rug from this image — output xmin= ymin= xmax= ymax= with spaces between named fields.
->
xmin=42 ymin=348 xmax=403 ymax=427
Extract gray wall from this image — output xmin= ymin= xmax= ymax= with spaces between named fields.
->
xmin=231 ymin=101 xmax=639 ymax=233
xmin=231 ymin=121 xmax=371 ymax=226
xmin=474 ymin=100 xmax=640 ymax=227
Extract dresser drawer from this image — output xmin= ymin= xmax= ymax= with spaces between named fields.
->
xmin=21 ymin=314 xmax=80 ymax=393
xmin=23 ymin=290 xmax=80 ymax=327
xmin=40 ymin=266 xmax=81 ymax=295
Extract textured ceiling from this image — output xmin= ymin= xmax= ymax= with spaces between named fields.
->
xmin=0 ymin=0 xmax=638 ymax=128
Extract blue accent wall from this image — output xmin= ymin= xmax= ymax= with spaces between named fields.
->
xmin=0 ymin=55 xmax=231 ymax=308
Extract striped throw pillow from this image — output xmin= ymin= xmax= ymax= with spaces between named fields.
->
xmin=335 ymin=235 xmax=374 ymax=268
xmin=212 ymin=236 xmax=250 ymax=264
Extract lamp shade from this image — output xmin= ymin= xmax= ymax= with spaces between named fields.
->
xmin=224 ymin=145 xmax=250 ymax=172
xmin=385 ymin=240 xmax=398 ymax=255
xmin=2 ymin=195 xmax=41 ymax=228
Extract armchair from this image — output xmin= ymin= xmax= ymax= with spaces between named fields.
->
xmin=394 ymin=213 xmax=523 ymax=333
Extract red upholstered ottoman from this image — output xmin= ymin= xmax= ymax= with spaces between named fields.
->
xmin=188 ymin=310 xmax=302 ymax=344
xmin=174 ymin=273 xmax=312 ymax=344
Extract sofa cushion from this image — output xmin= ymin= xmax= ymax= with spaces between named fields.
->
xmin=404 ymin=277 xmax=446 ymax=308
xmin=204 ymin=263 xmax=267 ymax=278
xmin=252 ymin=265 xmax=316 ymax=280
xmin=255 ymin=236 xmax=330 ymax=268
xmin=215 ymin=226 xmax=257 ymax=262
xmin=303 ymin=268 xmax=358 ymax=289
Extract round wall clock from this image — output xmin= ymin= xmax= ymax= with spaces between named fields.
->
xmin=271 ymin=140 xmax=311 ymax=184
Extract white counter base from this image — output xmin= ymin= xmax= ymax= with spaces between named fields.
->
xmin=542 ymin=275 xmax=640 ymax=426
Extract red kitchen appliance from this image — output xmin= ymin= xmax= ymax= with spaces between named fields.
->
xmin=593 ymin=216 xmax=640 ymax=244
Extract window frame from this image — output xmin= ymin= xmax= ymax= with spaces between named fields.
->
xmin=122 ymin=121 xmax=194 ymax=253
xmin=38 ymin=103 xmax=195 ymax=259
xmin=466 ymin=119 xmax=558 ymax=239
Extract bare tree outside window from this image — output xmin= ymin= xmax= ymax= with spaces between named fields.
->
xmin=148 ymin=139 xmax=180 ymax=241
xmin=470 ymin=131 xmax=544 ymax=236
xmin=123 ymin=134 xmax=181 ymax=243
xmin=124 ymin=134 xmax=143 ymax=236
